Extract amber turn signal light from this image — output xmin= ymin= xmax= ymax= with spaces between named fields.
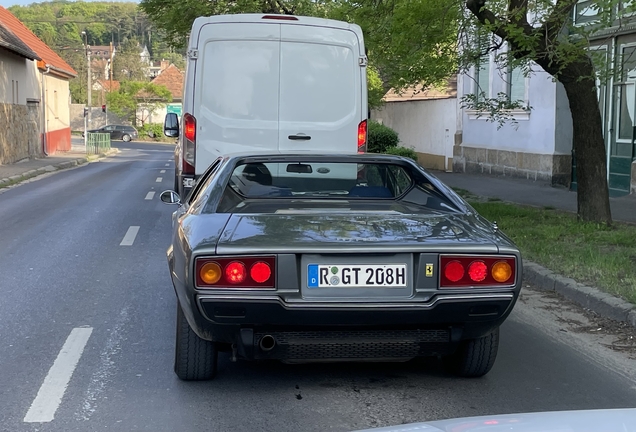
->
xmin=491 ymin=261 xmax=512 ymax=283
xmin=200 ymin=262 xmax=222 ymax=285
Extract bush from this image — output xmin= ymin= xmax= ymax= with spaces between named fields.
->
xmin=367 ymin=121 xmax=399 ymax=153
xmin=139 ymin=123 xmax=164 ymax=139
xmin=383 ymin=146 xmax=419 ymax=162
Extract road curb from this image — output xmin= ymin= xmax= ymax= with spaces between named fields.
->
xmin=0 ymin=148 xmax=119 ymax=188
xmin=524 ymin=260 xmax=636 ymax=329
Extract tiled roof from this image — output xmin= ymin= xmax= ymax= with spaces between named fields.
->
xmin=150 ymin=64 xmax=184 ymax=100
xmin=0 ymin=6 xmax=76 ymax=78
xmin=383 ymin=75 xmax=457 ymax=102
xmin=96 ymin=79 xmax=120 ymax=91
xmin=0 ymin=20 xmax=39 ymax=60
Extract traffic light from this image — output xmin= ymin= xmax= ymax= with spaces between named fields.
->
xmin=101 ymin=104 xmax=106 ymax=113
xmin=83 ymin=107 xmax=88 ymax=117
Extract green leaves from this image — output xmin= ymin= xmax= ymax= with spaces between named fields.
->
xmin=106 ymin=82 xmax=172 ymax=126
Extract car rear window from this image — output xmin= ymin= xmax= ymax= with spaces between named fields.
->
xmin=227 ymin=162 xmax=412 ymax=199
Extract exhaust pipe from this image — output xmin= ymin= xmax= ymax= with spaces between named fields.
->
xmin=259 ymin=335 xmax=276 ymax=352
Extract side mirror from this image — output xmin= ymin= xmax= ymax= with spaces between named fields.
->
xmin=160 ymin=190 xmax=181 ymax=205
xmin=164 ymin=113 xmax=179 ymax=138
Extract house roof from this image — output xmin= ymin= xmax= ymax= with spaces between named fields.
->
xmin=96 ymin=79 xmax=120 ymax=91
xmin=383 ymin=75 xmax=457 ymax=102
xmin=0 ymin=6 xmax=76 ymax=78
xmin=90 ymin=45 xmax=114 ymax=59
xmin=150 ymin=64 xmax=184 ymax=100
xmin=0 ymin=19 xmax=39 ymax=60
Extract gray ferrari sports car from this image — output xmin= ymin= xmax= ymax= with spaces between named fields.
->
xmin=161 ymin=153 xmax=522 ymax=381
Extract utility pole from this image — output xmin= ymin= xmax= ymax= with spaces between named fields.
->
xmin=87 ymin=45 xmax=92 ymax=125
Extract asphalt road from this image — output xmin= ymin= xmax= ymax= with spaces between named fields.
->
xmin=0 ymin=141 xmax=635 ymax=432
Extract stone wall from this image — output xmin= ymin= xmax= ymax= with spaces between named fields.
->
xmin=452 ymin=144 xmax=572 ymax=186
xmin=0 ymin=102 xmax=42 ymax=165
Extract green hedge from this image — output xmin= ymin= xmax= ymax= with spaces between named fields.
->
xmin=383 ymin=146 xmax=419 ymax=161
xmin=367 ymin=120 xmax=399 ymax=153
xmin=139 ymin=123 xmax=164 ymax=139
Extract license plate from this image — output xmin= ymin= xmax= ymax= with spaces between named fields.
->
xmin=307 ymin=264 xmax=407 ymax=288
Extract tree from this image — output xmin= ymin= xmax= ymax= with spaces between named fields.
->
xmin=462 ymin=0 xmax=616 ymax=224
xmin=112 ymin=38 xmax=148 ymax=81
xmin=332 ymin=0 xmax=459 ymax=95
xmin=106 ymin=81 xmax=172 ymax=126
xmin=140 ymin=0 xmax=333 ymax=47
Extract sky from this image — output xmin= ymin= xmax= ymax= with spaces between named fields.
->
xmin=1 ymin=0 xmax=137 ymax=8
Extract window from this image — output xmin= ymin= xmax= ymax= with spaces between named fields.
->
xmin=573 ymin=0 xmax=600 ymax=25
xmin=507 ymin=66 xmax=526 ymax=104
xmin=475 ymin=55 xmax=490 ymax=101
xmin=54 ymin=90 xmax=58 ymax=117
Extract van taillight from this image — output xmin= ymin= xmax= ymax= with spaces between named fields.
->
xmin=195 ymin=256 xmax=276 ymax=288
xmin=358 ymin=120 xmax=367 ymax=153
xmin=182 ymin=113 xmax=196 ymax=175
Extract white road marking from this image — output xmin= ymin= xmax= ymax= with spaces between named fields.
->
xmin=76 ymin=307 xmax=129 ymax=421
xmin=24 ymin=327 xmax=93 ymax=423
xmin=165 ymin=163 xmax=169 ymax=167
xmin=119 ymin=226 xmax=140 ymax=246
xmin=160 ymin=170 xmax=166 ymax=173
xmin=156 ymin=177 xmax=162 ymax=183
xmin=145 ymin=191 xmax=155 ymax=200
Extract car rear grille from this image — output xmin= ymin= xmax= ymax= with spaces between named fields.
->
xmin=254 ymin=329 xmax=450 ymax=360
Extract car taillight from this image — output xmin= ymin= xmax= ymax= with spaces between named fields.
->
xmin=358 ymin=120 xmax=367 ymax=153
xmin=440 ymin=256 xmax=516 ymax=288
xmin=182 ymin=113 xmax=196 ymax=175
xmin=195 ymin=256 xmax=276 ymax=288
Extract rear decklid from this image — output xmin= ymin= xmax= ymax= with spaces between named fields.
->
xmin=215 ymin=213 xmax=499 ymax=255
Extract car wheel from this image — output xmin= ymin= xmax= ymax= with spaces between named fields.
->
xmin=445 ymin=327 xmax=499 ymax=378
xmin=122 ymin=133 xmax=131 ymax=142
xmin=174 ymin=303 xmax=218 ymax=381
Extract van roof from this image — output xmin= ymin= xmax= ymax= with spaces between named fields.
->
xmin=191 ymin=13 xmax=361 ymax=33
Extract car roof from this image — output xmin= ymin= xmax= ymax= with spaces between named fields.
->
xmin=223 ymin=152 xmax=418 ymax=164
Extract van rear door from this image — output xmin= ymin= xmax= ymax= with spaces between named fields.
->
xmin=193 ymin=23 xmax=281 ymax=173
xmin=278 ymin=24 xmax=364 ymax=154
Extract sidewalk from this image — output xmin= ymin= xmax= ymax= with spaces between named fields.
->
xmin=432 ymin=170 xmax=636 ymax=224
xmin=0 ymin=144 xmax=114 ymax=188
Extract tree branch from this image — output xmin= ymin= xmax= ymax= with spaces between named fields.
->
xmin=541 ymin=0 xmax=579 ymax=40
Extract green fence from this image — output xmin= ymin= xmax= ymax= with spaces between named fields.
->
xmin=86 ymin=133 xmax=111 ymax=155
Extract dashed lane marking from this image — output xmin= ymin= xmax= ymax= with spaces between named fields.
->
xmin=119 ymin=226 xmax=140 ymax=246
xmin=23 ymin=327 xmax=93 ymax=423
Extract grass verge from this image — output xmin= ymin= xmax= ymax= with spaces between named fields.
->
xmin=469 ymin=201 xmax=636 ymax=304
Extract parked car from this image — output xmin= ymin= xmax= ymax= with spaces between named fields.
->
xmin=164 ymin=13 xmax=368 ymax=198
xmin=354 ymin=409 xmax=636 ymax=432
xmin=83 ymin=124 xmax=138 ymax=142
xmin=160 ymin=153 xmax=523 ymax=381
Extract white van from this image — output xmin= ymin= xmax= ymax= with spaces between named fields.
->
xmin=164 ymin=13 xmax=368 ymax=196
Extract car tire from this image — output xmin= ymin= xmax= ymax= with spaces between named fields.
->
xmin=445 ymin=327 xmax=499 ymax=378
xmin=174 ymin=303 xmax=218 ymax=381
xmin=122 ymin=133 xmax=131 ymax=142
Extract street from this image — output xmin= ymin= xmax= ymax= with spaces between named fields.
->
xmin=0 ymin=141 xmax=635 ymax=432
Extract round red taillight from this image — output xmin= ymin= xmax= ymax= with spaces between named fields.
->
xmin=250 ymin=262 xmax=271 ymax=283
xmin=444 ymin=261 xmax=464 ymax=282
xmin=225 ymin=261 xmax=246 ymax=284
xmin=468 ymin=261 xmax=488 ymax=282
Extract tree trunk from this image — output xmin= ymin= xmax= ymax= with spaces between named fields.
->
xmin=560 ymin=62 xmax=612 ymax=224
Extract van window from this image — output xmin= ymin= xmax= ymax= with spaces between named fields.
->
xmin=200 ymin=40 xmax=279 ymax=121
xmin=279 ymin=43 xmax=356 ymax=123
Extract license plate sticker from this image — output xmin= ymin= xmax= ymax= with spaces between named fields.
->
xmin=307 ymin=264 xmax=407 ymax=288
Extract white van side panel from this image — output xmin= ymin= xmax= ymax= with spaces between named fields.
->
xmin=193 ymin=23 xmax=281 ymax=173
xmin=278 ymin=25 xmax=363 ymax=154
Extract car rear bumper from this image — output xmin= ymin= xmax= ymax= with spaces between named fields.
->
xmin=185 ymin=293 xmax=517 ymax=360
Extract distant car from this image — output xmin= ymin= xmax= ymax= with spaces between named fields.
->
xmin=83 ymin=124 xmax=138 ymax=142
xmin=160 ymin=153 xmax=522 ymax=381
